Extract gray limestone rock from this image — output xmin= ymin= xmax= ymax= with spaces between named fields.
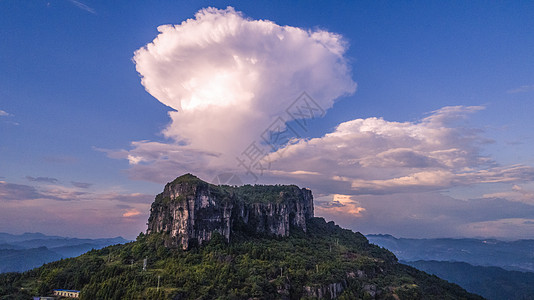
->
xmin=146 ymin=174 xmax=314 ymax=249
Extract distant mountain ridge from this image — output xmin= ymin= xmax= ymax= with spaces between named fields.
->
xmin=0 ymin=247 xmax=63 ymax=274
xmin=0 ymin=232 xmax=51 ymax=242
xmin=0 ymin=232 xmax=129 ymax=273
xmin=366 ymin=234 xmax=534 ymax=272
xmin=367 ymin=234 xmax=534 ymax=300
xmin=405 ymin=260 xmax=534 ymax=300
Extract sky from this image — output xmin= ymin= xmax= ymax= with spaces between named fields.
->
xmin=1 ymin=1 xmax=534 ymax=240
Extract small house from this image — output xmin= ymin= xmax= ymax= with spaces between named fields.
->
xmin=53 ymin=289 xmax=80 ymax=298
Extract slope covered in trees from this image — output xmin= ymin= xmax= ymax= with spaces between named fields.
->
xmin=0 ymin=218 xmax=482 ymax=299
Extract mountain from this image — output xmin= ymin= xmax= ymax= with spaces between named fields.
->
xmin=0 ymin=247 xmax=63 ymax=274
xmin=0 ymin=232 xmax=53 ymax=244
xmin=0 ymin=244 xmax=22 ymax=250
xmin=367 ymin=234 xmax=534 ymax=299
xmin=405 ymin=260 xmax=534 ymax=300
xmin=50 ymin=242 xmax=121 ymax=258
xmin=366 ymin=234 xmax=534 ymax=272
xmin=0 ymin=234 xmax=128 ymax=250
xmin=0 ymin=233 xmax=129 ymax=273
xmin=0 ymin=174 xmax=482 ymax=299
xmin=147 ymin=173 xmax=314 ymax=249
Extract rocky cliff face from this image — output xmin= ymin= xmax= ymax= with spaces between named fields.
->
xmin=146 ymin=174 xmax=314 ymax=249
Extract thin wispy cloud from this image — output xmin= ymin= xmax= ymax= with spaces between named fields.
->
xmin=26 ymin=176 xmax=59 ymax=184
xmin=328 ymin=192 xmax=534 ymax=239
xmin=315 ymin=194 xmax=366 ymax=217
xmin=0 ymin=180 xmax=151 ymax=238
xmin=116 ymin=204 xmax=133 ymax=209
xmin=71 ymin=181 xmax=93 ymax=189
xmin=483 ymin=184 xmax=534 ymax=205
xmin=122 ymin=209 xmax=141 ymax=218
xmin=43 ymin=155 xmax=78 ymax=164
xmin=0 ymin=182 xmax=45 ymax=201
xmin=66 ymin=0 xmax=96 ymax=14
xmin=2 ymin=179 xmax=150 ymax=204
xmin=0 ymin=109 xmax=17 ymax=125
xmin=507 ymin=84 xmax=534 ymax=94
xmin=1 ymin=177 xmax=153 ymax=236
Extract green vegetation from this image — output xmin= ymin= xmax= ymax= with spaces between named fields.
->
xmin=170 ymin=173 xmax=208 ymax=186
xmin=229 ymin=184 xmax=303 ymax=204
xmin=164 ymin=173 xmax=305 ymax=205
xmin=0 ymin=218 xmax=481 ymax=299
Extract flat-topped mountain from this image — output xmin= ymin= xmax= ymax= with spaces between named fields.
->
xmin=147 ymin=174 xmax=314 ymax=249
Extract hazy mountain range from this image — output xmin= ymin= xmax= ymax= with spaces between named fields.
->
xmin=367 ymin=234 xmax=534 ymax=300
xmin=405 ymin=260 xmax=534 ymax=300
xmin=366 ymin=234 xmax=534 ymax=272
xmin=0 ymin=232 xmax=129 ymax=273
xmin=2 ymin=227 xmax=533 ymax=298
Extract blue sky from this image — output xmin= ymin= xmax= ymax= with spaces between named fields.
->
xmin=1 ymin=1 xmax=534 ymax=239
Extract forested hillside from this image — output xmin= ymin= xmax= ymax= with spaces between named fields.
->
xmin=0 ymin=218 xmax=481 ymax=299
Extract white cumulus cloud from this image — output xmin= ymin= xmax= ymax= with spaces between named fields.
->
xmin=264 ymin=106 xmax=534 ymax=195
xmin=116 ymin=7 xmax=356 ymax=182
